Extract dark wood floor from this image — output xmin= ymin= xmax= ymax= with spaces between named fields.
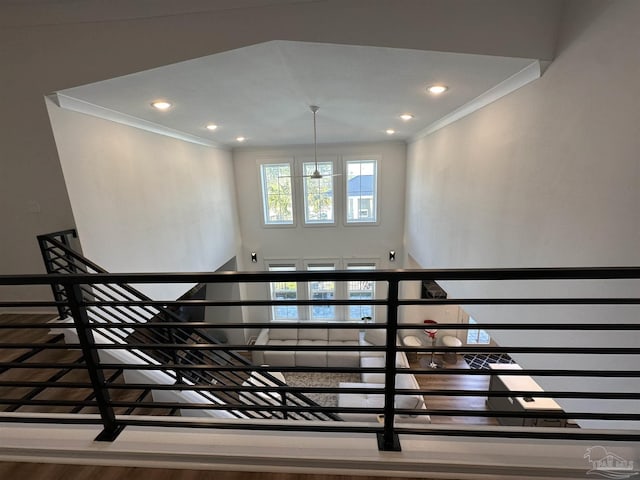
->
xmin=0 ymin=462 xmax=435 ymax=480
xmin=0 ymin=314 xmax=496 ymax=424
xmin=0 ymin=314 xmax=493 ymax=478
xmin=409 ymin=355 xmax=498 ymax=426
xmin=0 ymin=314 xmax=172 ymax=416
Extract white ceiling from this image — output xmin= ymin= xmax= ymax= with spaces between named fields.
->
xmin=55 ymin=40 xmax=539 ymax=148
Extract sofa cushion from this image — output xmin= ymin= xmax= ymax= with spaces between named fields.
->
xmin=329 ymin=328 xmax=360 ymax=341
xmin=360 ymin=354 xmax=407 ymax=383
xmin=295 ymin=340 xmax=328 ymax=366
xmin=396 ymin=374 xmax=424 ymax=410
xmin=269 ymin=328 xmax=298 ymax=340
xmin=263 ymin=339 xmax=297 ymax=366
xmin=299 ymin=328 xmax=329 ymax=341
xmin=363 ymin=328 xmax=386 ymax=346
xmin=337 ymin=381 xmax=428 ymax=423
xmin=327 ymin=349 xmax=360 ymax=367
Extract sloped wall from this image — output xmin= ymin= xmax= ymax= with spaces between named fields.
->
xmin=46 ymin=99 xmax=240 ymax=300
xmin=404 ymin=1 xmax=640 ymax=428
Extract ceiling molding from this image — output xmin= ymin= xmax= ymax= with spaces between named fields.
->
xmin=409 ymin=60 xmax=541 ymax=142
xmin=52 ymin=93 xmax=224 ymax=149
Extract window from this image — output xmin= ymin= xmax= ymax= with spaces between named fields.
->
xmin=307 ymin=263 xmax=336 ymax=320
xmin=346 ymin=159 xmax=377 ymax=223
xmin=268 ymin=264 xmax=298 ymax=320
xmin=346 ymin=263 xmax=375 ymax=321
xmin=467 ymin=317 xmax=491 ymax=344
xmin=303 ymin=161 xmax=334 ymax=224
xmin=260 ymin=163 xmax=294 ymax=225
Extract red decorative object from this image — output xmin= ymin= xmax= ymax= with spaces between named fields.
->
xmin=423 ymin=319 xmax=438 ymax=339
xmin=423 ymin=319 xmax=440 ymax=369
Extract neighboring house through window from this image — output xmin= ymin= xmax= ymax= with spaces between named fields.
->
xmin=346 ymin=159 xmax=377 ymax=223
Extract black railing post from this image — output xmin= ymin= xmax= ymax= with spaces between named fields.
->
xmin=378 ymin=278 xmax=401 ymax=451
xmin=63 ymin=281 xmax=123 ymax=441
xmin=281 ymin=391 xmax=289 ymax=420
xmin=37 ymin=235 xmax=70 ymax=318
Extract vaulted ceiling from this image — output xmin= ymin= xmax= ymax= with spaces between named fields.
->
xmin=54 ymin=40 xmax=540 ymax=148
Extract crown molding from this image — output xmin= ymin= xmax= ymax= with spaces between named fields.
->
xmin=410 ymin=60 xmax=541 ymax=142
xmin=52 ymin=93 xmax=226 ymax=149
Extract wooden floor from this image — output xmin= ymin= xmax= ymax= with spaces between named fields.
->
xmin=0 ymin=462 xmax=434 ymax=480
xmin=0 ymin=314 xmax=493 ymax=479
xmin=0 ymin=314 xmax=173 ymax=416
xmin=410 ymin=355 xmax=498 ymax=426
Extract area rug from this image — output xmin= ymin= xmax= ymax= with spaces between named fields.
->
xmin=283 ymin=372 xmax=360 ymax=407
xmin=463 ymin=353 xmax=515 ymax=369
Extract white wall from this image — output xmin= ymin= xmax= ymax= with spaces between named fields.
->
xmin=404 ymin=0 xmax=640 ymax=428
xmin=233 ymin=141 xmax=406 ymax=333
xmin=46 ymin=99 xmax=240 ymax=300
xmin=0 ymin=0 xmax=563 ymax=308
xmin=234 ymin=141 xmax=406 ymax=268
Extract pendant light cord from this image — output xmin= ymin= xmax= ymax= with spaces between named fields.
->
xmin=311 ymin=105 xmax=319 ymax=172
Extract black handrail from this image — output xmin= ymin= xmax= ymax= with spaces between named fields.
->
xmin=0 ymin=236 xmax=637 ymax=450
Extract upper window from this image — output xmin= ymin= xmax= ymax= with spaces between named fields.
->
xmin=268 ymin=264 xmax=298 ymax=320
xmin=346 ymin=263 xmax=376 ymax=321
xmin=346 ymin=159 xmax=377 ymax=223
xmin=303 ymin=161 xmax=334 ymax=224
xmin=260 ymin=163 xmax=294 ymax=225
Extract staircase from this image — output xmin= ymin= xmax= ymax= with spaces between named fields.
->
xmin=37 ymin=230 xmax=339 ymax=421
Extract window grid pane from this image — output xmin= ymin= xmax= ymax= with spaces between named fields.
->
xmin=307 ymin=265 xmax=335 ymax=320
xmin=261 ymin=164 xmax=293 ymax=225
xmin=467 ymin=317 xmax=491 ymax=344
xmin=347 ymin=264 xmax=375 ymax=321
xmin=269 ymin=265 xmax=297 ymax=320
xmin=303 ymin=162 xmax=334 ymax=224
xmin=346 ymin=160 xmax=377 ymax=223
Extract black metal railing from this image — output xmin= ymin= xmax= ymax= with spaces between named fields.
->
xmin=0 ymin=235 xmax=637 ymax=451
xmin=35 ymin=231 xmax=337 ymax=422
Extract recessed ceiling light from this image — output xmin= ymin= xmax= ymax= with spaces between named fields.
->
xmin=427 ymin=85 xmax=448 ymax=95
xmin=236 ymin=136 xmax=246 ymax=142
xmin=400 ymin=114 xmax=414 ymax=121
xmin=151 ymin=100 xmax=172 ymax=110
xmin=386 ymin=129 xmax=395 ymax=135
xmin=206 ymin=124 xmax=218 ymax=131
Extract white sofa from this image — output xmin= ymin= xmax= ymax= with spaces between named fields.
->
xmin=252 ymin=327 xmax=366 ymax=367
xmin=252 ymin=326 xmax=430 ymax=423
xmin=337 ymin=374 xmax=430 ymax=423
xmin=341 ymin=328 xmax=431 ymax=423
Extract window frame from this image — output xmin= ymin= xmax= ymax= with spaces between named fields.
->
xmin=301 ymin=158 xmax=336 ymax=226
xmin=345 ymin=262 xmax=376 ymax=322
xmin=343 ymin=156 xmax=379 ymax=226
xmin=259 ymin=159 xmax=297 ymax=228
xmin=266 ymin=260 xmax=301 ymax=321
xmin=466 ymin=317 xmax=492 ymax=345
xmin=304 ymin=260 xmax=338 ymax=321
